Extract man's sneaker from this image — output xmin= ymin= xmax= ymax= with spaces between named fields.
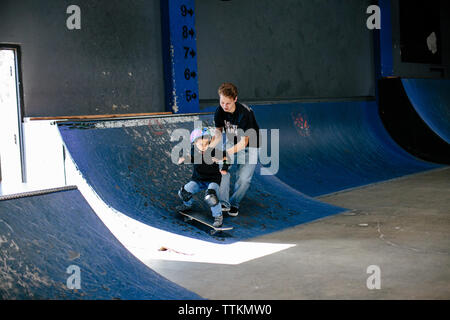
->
xmin=176 ymin=204 xmax=192 ymax=213
xmin=221 ymin=204 xmax=230 ymax=213
xmin=228 ymin=206 xmax=239 ymax=217
xmin=213 ymin=214 xmax=223 ymax=228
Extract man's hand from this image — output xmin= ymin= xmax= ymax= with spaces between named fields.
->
xmin=220 ymin=170 xmax=228 ymax=175
xmin=177 ymin=157 xmax=185 ymax=165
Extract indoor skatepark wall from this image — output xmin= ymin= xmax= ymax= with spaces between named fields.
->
xmin=0 ymin=0 xmax=165 ymax=116
xmin=195 ymin=0 xmax=375 ymax=101
xmin=0 ymin=0 xmax=377 ymax=117
xmin=0 ymin=187 xmax=201 ymax=299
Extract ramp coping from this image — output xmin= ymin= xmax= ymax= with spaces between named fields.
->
xmin=0 ymin=185 xmax=77 ymax=201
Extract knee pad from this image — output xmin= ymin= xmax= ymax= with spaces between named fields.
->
xmin=204 ymin=189 xmax=219 ymax=207
xmin=178 ymin=186 xmax=192 ymax=202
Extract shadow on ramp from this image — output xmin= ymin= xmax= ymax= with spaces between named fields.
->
xmin=402 ymin=78 xmax=450 ymax=144
xmin=379 ymin=78 xmax=450 ymax=164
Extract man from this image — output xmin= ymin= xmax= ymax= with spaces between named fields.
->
xmin=210 ymin=82 xmax=260 ymax=216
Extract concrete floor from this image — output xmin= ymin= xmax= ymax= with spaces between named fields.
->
xmin=146 ymin=167 xmax=450 ymax=299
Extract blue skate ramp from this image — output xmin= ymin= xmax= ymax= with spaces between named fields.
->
xmin=402 ymin=78 xmax=450 ymax=144
xmin=58 ymin=115 xmax=346 ymax=244
xmin=246 ymin=100 xmax=440 ymax=197
xmin=0 ymin=188 xmax=202 ymax=300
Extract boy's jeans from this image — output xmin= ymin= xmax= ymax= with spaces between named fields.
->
xmin=219 ymin=147 xmax=258 ymax=209
xmin=179 ymin=181 xmax=222 ymax=217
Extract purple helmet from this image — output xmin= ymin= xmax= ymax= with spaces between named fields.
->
xmin=190 ymin=127 xmax=212 ymax=143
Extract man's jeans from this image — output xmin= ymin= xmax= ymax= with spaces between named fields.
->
xmin=179 ymin=180 xmax=222 ymax=217
xmin=219 ymin=147 xmax=258 ymax=209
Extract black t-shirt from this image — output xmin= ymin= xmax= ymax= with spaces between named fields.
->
xmin=214 ymin=102 xmax=260 ymax=148
xmin=184 ymin=146 xmax=229 ymax=185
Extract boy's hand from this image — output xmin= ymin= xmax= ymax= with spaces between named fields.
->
xmin=220 ymin=170 xmax=228 ymax=175
xmin=177 ymin=157 xmax=185 ymax=165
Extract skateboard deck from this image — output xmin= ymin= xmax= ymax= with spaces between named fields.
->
xmin=178 ymin=210 xmax=233 ymax=235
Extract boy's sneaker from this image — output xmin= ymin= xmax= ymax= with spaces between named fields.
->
xmin=221 ymin=204 xmax=230 ymax=212
xmin=213 ymin=214 xmax=223 ymax=228
xmin=176 ymin=204 xmax=192 ymax=213
xmin=228 ymin=206 xmax=239 ymax=217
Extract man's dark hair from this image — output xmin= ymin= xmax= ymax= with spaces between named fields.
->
xmin=218 ymin=82 xmax=238 ymax=99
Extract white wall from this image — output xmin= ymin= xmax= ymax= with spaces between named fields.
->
xmin=0 ymin=49 xmax=23 ymax=193
xmin=0 ymin=119 xmax=67 ymax=195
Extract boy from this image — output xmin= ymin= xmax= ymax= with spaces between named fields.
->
xmin=176 ymin=127 xmax=229 ymax=227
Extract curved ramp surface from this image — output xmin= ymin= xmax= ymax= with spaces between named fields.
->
xmin=0 ymin=188 xmax=202 ymax=300
xmin=58 ymin=115 xmax=346 ymax=244
xmin=250 ymin=101 xmax=440 ymax=196
xmin=402 ymin=79 xmax=450 ymax=144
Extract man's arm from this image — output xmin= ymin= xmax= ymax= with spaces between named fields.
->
xmin=209 ymin=127 xmax=223 ymax=149
xmin=226 ymin=135 xmax=249 ymax=155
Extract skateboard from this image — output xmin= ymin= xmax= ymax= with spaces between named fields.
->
xmin=178 ymin=210 xmax=233 ymax=235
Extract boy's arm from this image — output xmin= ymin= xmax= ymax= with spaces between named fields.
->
xmin=178 ymin=146 xmax=194 ymax=164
